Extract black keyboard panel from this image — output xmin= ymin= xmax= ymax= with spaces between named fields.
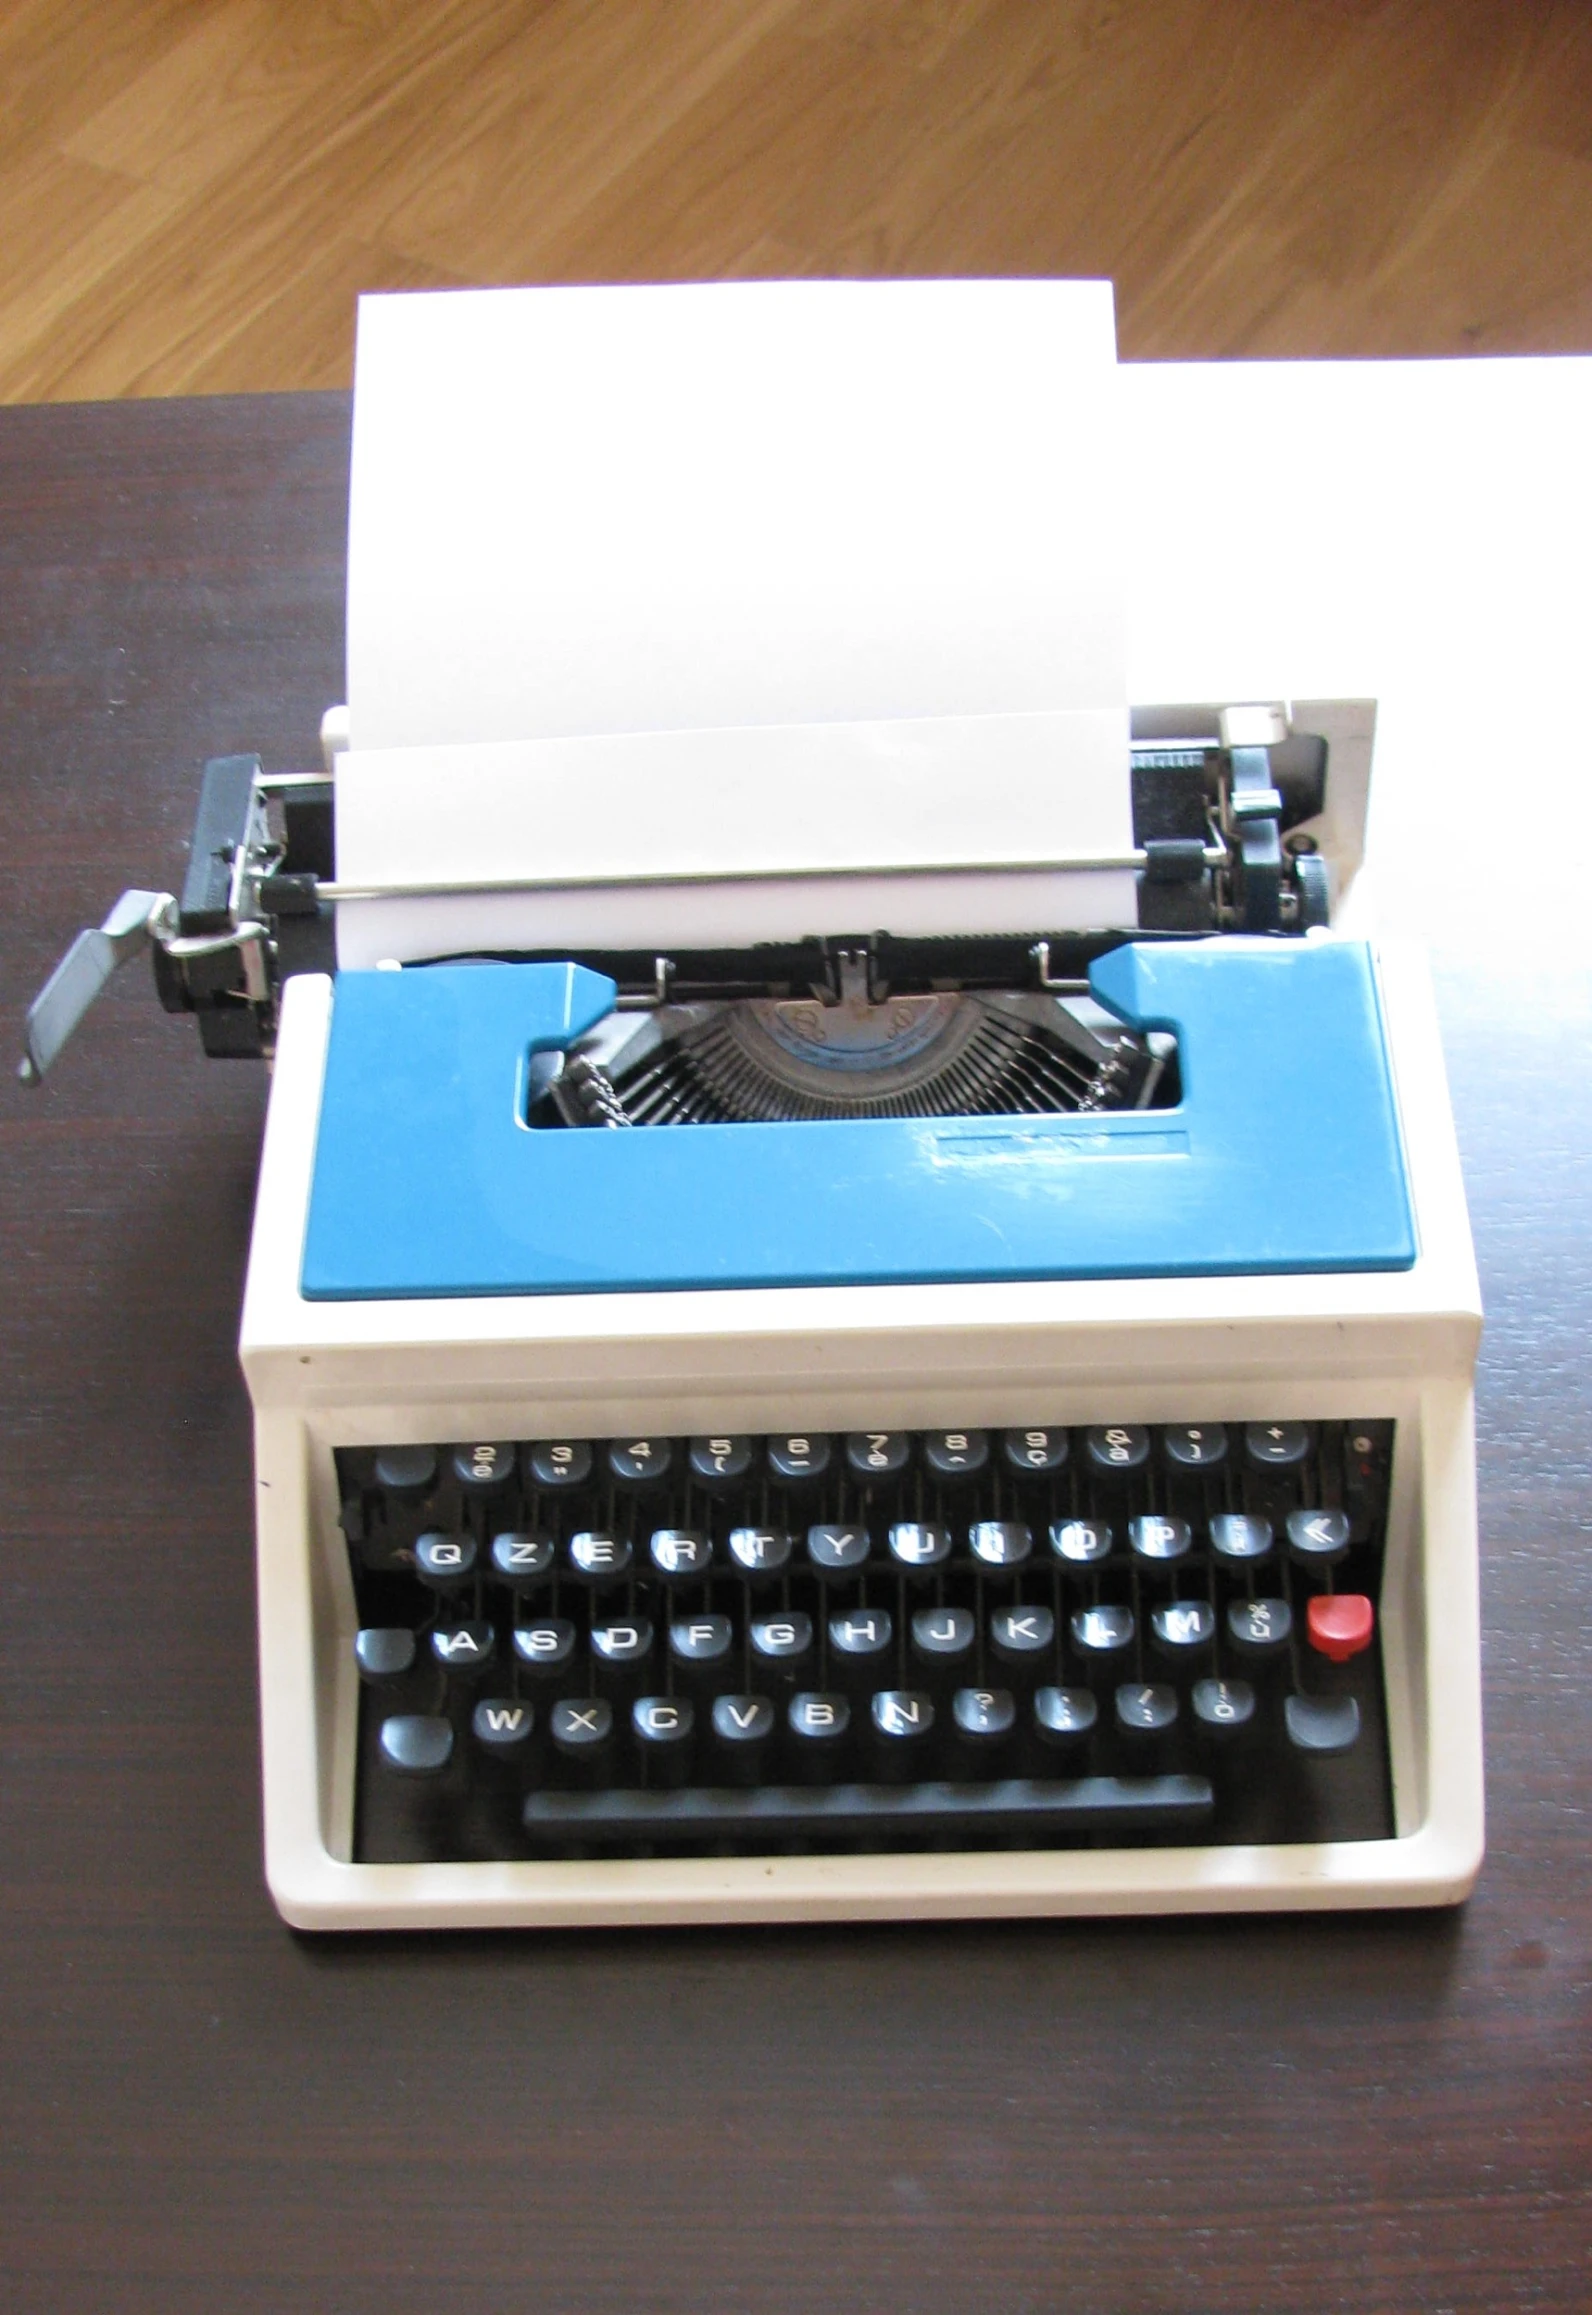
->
xmin=337 ymin=1421 xmax=1396 ymax=1863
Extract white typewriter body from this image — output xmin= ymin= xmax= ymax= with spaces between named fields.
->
xmin=242 ymin=921 xmax=1481 ymax=1931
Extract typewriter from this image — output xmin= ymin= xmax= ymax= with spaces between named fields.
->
xmin=21 ymin=282 xmax=1483 ymax=1930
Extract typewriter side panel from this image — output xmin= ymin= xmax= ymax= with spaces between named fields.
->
xmin=246 ymin=978 xmax=360 ymax=1917
xmin=1369 ymin=941 xmax=1484 ymax=1887
xmin=242 ymin=967 xmax=1482 ymax=1930
xmin=1381 ymin=1376 xmax=1483 ymax=1869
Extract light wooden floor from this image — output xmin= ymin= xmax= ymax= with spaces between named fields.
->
xmin=3 ymin=0 xmax=1590 ymax=400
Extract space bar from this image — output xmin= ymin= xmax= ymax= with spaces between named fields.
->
xmin=523 ymin=1775 xmax=1214 ymax=1842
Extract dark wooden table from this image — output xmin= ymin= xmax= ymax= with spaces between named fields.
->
xmin=1 ymin=394 xmax=1588 ymax=2315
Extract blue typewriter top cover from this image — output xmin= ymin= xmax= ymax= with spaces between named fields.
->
xmin=300 ymin=939 xmax=1413 ymax=1300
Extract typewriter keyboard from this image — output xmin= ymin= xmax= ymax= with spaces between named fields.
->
xmin=337 ymin=1421 xmax=1396 ymax=1862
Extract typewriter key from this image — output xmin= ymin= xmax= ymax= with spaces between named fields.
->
xmin=566 ymin=1531 xmax=632 ymax=1582
xmin=431 ymin=1621 xmax=495 ymax=1676
xmin=1226 ymin=1598 xmax=1292 ymax=1657
xmin=591 ymin=1618 xmax=655 ymax=1668
xmin=870 ymin=1690 xmax=935 ymax=1763
xmin=846 ymin=1431 xmax=912 ymax=1480
xmin=512 ymin=1619 xmax=576 ymax=1676
xmin=749 ymin=1612 xmax=814 ymax=1676
xmin=1049 ymin=1518 xmax=1113 ymax=1565
xmin=828 ymin=1608 xmax=892 ymax=1666
xmin=374 ymin=1445 xmax=437 ymax=1501
xmin=787 ymin=1692 xmax=850 ymax=1770
xmin=1115 ymin=1682 xmax=1179 ymax=1736
xmin=1284 ymin=1693 xmax=1360 ymax=1755
xmin=889 ymin=1522 xmax=952 ymax=1572
xmin=728 ymin=1527 xmax=793 ymax=1581
xmin=354 ymin=1627 xmax=416 ymax=1686
xmin=910 ymin=1606 xmax=975 ymax=1666
xmin=1129 ymin=1515 xmax=1192 ymax=1563
xmin=472 ymin=1698 xmax=535 ymax=1757
xmin=953 ymin=1687 xmax=1016 ymax=1745
xmin=970 ymin=1520 xmax=1032 ymax=1570
xmin=1071 ymin=1603 xmax=1135 ymax=1657
xmin=768 ymin=1434 xmax=831 ymax=1483
xmin=990 ymin=1605 xmax=1055 ymax=1663
xmin=923 ymin=1429 xmax=989 ymax=1479
xmin=550 ymin=1697 xmax=613 ymax=1760
xmin=1002 ymin=1427 xmax=1069 ymax=1475
xmin=1306 ymin=1593 xmax=1374 ymax=1661
xmin=1161 ymin=1424 xmax=1227 ymax=1470
xmin=523 ymin=1440 xmax=592 ymax=1490
xmin=689 ymin=1434 xmax=753 ymax=1485
xmin=378 ymin=1715 xmax=453 ymax=1776
xmin=1034 ymin=1686 xmax=1098 ymax=1746
xmin=807 ymin=1523 xmax=870 ymax=1578
xmin=1287 ymin=1508 xmax=1352 ymax=1566
xmin=668 ymin=1614 xmax=734 ymax=1669
xmin=415 ymin=1531 xmax=477 ymax=1589
xmin=1086 ymin=1425 xmax=1149 ymax=1474
xmin=608 ymin=1437 xmax=672 ymax=1487
xmin=1209 ymin=1513 xmax=1273 ymax=1562
xmin=1191 ymin=1678 xmax=1255 ymax=1735
xmin=1150 ymin=1600 xmax=1216 ymax=1659
xmin=490 ymin=1531 xmax=555 ymax=1587
xmin=1246 ymin=1421 xmax=1312 ymax=1469
xmin=451 ymin=1441 xmax=514 ymax=1494
xmin=649 ymin=1528 xmax=713 ymax=1581
xmin=712 ymin=1694 xmax=775 ymax=1748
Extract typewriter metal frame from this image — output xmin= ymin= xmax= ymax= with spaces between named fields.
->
xmin=242 ymin=937 xmax=1482 ymax=1932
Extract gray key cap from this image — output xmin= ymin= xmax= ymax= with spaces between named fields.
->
xmin=970 ymin=1520 xmax=1032 ymax=1569
xmin=472 ymin=1698 xmax=535 ymax=1755
xmin=379 ymin=1714 xmax=453 ymax=1775
xmin=354 ymin=1627 xmax=415 ymax=1685
xmin=1285 ymin=1693 xmax=1360 ymax=1754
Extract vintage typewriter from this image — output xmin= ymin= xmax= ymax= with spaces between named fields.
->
xmin=20 ymin=282 xmax=1483 ymax=1930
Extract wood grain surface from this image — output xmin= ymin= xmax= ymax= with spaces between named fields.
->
xmin=1 ymin=389 xmax=1590 ymax=2310
xmin=2 ymin=0 xmax=1591 ymax=400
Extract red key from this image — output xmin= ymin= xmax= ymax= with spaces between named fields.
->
xmin=1307 ymin=1594 xmax=1375 ymax=1662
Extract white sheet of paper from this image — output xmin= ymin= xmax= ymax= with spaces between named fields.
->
xmin=347 ymin=278 xmax=1125 ymax=744
xmin=339 ymin=280 xmax=1132 ymax=957
xmin=334 ymin=710 xmax=1136 ymax=964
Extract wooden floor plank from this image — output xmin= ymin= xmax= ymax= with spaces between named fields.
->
xmin=60 ymin=0 xmax=327 ymax=199
xmin=0 ymin=0 xmax=199 ymax=165
xmin=0 ymin=150 xmax=185 ymax=392
xmin=1 ymin=0 xmax=1589 ymax=399
xmin=4 ymin=170 xmax=464 ymax=400
xmin=325 ymin=0 xmax=809 ymax=277
xmin=1127 ymin=0 xmax=1592 ymax=353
